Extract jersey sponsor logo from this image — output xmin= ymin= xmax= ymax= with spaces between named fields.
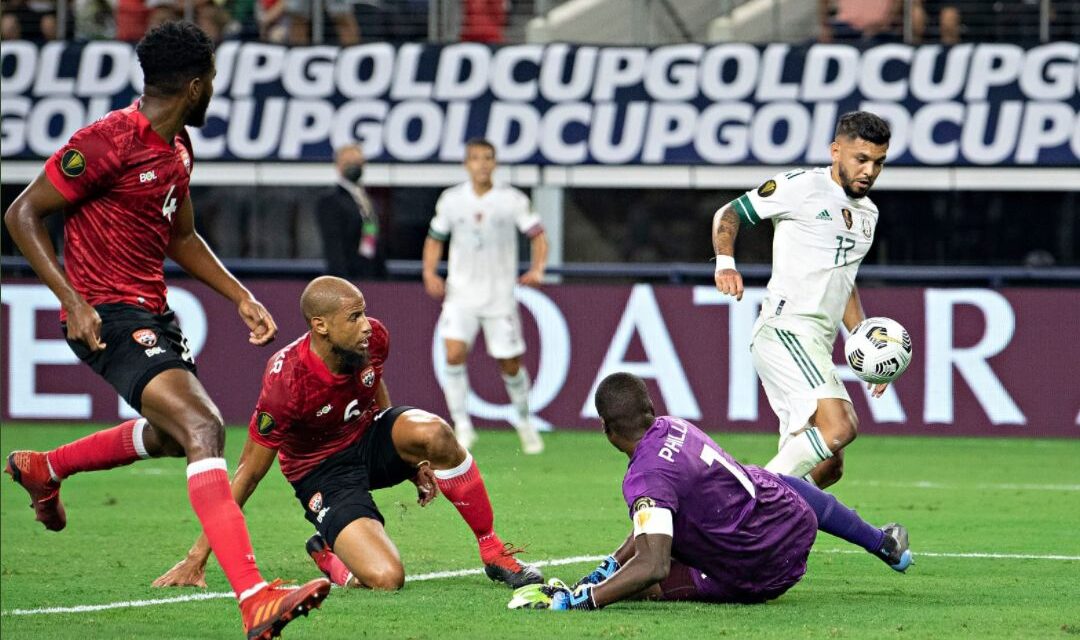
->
xmin=316 ymin=403 xmax=332 ymax=417
xmin=60 ymin=149 xmax=86 ymax=177
xmin=862 ymin=216 xmax=873 ymax=239
xmin=361 ymin=366 xmax=376 ymax=388
xmin=139 ymin=170 xmax=157 ymax=183
xmin=144 ymin=346 xmax=166 ymax=357
xmin=132 ymin=328 xmax=158 ymax=347
xmin=842 ymin=208 xmax=853 ymax=229
xmin=757 ymin=179 xmax=777 ymax=197
xmin=344 ymin=399 xmax=362 ymax=422
xmin=632 ymin=496 xmax=655 ymax=512
xmin=256 ymin=411 xmax=276 ymax=435
xmin=308 ymin=492 xmax=323 ymax=512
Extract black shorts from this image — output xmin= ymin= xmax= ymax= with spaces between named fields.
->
xmin=291 ymin=406 xmax=418 ymax=547
xmin=64 ymin=303 xmax=197 ymax=413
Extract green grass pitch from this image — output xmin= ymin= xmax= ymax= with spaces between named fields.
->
xmin=2 ymin=424 xmax=1079 ymax=639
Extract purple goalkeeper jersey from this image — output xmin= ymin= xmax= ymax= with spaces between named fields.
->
xmin=622 ymin=416 xmax=818 ymax=598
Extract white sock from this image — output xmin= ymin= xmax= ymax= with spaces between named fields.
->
xmin=443 ymin=363 xmax=472 ymax=428
xmin=501 ymin=368 xmax=531 ymax=425
xmin=764 ymin=426 xmax=833 ymax=478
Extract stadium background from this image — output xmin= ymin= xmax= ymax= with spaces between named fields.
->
xmin=1 ymin=1 xmax=1079 ymax=637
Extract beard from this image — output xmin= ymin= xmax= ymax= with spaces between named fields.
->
xmin=838 ymin=164 xmax=871 ymax=199
xmin=331 ymin=345 xmax=369 ymax=373
xmin=185 ymin=91 xmax=212 ymax=127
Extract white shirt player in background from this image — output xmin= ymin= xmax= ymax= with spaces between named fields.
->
xmin=423 ymin=139 xmax=549 ymax=454
xmin=711 ymin=111 xmax=892 ymax=489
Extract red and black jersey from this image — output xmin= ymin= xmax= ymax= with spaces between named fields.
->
xmin=248 ymin=319 xmax=391 ymax=482
xmin=45 ymin=101 xmax=194 ymax=319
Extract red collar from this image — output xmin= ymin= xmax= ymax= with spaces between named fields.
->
xmin=297 ymin=333 xmax=352 ymax=386
xmin=124 ymin=99 xmax=178 ymax=151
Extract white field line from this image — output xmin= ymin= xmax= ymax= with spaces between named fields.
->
xmin=4 ymin=549 xmax=1078 ymax=618
xmin=845 ymin=480 xmax=1080 ymax=491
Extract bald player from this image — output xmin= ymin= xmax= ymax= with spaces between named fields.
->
xmin=154 ymin=276 xmax=543 ymax=591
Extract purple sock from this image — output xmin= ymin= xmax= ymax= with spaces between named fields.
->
xmin=780 ymin=474 xmax=885 ymax=553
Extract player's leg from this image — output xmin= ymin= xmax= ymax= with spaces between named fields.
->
xmin=484 ymin=311 xmax=543 ymax=454
xmin=438 ymin=304 xmax=480 ymax=448
xmin=756 ymin=327 xmax=855 ymax=487
xmin=319 ymin=519 xmax=404 ymax=589
xmin=381 ymin=407 xmax=543 ymax=587
xmin=778 ymin=474 xmax=913 ymax=571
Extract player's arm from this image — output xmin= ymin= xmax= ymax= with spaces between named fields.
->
xmin=166 ymin=196 xmax=278 ymax=346
xmin=152 ymin=437 xmax=278 ymax=587
xmin=3 ymin=173 xmax=106 ymax=350
xmin=575 ymin=530 xmax=635 ymax=587
xmin=591 ymin=531 xmax=673 ymax=608
xmin=421 ymin=234 xmax=446 ymax=299
xmin=518 ymin=230 xmax=547 ymax=287
xmin=375 ymin=379 xmax=391 ymax=410
xmin=712 ymin=203 xmax=744 ymax=301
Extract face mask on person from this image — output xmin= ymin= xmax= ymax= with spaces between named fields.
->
xmin=343 ymin=164 xmax=364 ymax=184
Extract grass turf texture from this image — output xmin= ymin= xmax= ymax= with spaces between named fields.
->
xmin=2 ymin=424 xmax=1078 ymax=639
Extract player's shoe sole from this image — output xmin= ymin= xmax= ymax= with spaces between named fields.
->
xmin=879 ymin=523 xmax=914 ymax=572
xmin=242 ymin=578 xmax=331 ymax=640
xmin=5 ymin=451 xmax=66 ymax=531
xmin=484 ymin=561 xmax=544 ymax=589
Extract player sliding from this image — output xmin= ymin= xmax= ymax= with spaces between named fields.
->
xmin=510 ymin=373 xmax=911 ymax=611
xmin=2 ymin=21 xmax=329 ymax=639
xmin=712 ymin=111 xmax=892 ymax=488
xmin=154 ymin=276 xmax=543 ymax=591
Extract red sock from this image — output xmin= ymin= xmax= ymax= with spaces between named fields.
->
xmin=186 ymin=459 xmax=265 ymax=600
xmin=47 ymin=419 xmax=146 ymax=480
xmin=434 ymin=454 xmax=503 ymax=561
xmin=314 ymin=548 xmax=354 ymax=587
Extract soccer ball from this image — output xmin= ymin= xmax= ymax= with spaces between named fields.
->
xmin=844 ymin=317 xmax=913 ymax=384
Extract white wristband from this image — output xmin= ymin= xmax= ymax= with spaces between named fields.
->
xmin=714 ymin=255 xmax=736 ymax=273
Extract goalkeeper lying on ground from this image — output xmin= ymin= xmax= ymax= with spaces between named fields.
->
xmin=510 ymin=372 xmax=913 ymax=611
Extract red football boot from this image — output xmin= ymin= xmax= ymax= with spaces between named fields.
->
xmin=5 ymin=451 xmax=66 ymax=531
xmin=240 ymin=578 xmax=331 ymax=640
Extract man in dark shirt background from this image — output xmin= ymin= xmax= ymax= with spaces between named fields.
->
xmin=317 ymin=144 xmax=387 ymax=280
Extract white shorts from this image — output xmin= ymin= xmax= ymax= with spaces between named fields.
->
xmin=750 ymin=323 xmax=851 ymax=448
xmin=438 ymin=304 xmax=526 ymax=360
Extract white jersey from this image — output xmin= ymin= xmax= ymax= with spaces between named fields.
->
xmin=429 ymin=181 xmax=544 ymax=313
xmin=734 ymin=167 xmax=879 ymax=340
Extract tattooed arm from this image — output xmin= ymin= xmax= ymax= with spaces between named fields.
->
xmin=712 ymin=203 xmax=744 ymax=301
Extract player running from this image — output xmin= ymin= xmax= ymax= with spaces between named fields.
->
xmin=2 ymin=21 xmax=329 ymax=639
xmin=422 ymin=138 xmax=548 ymax=454
xmin=712 ymin=111 xmax=892 ymax=488
xmin=510 ymin=372 xmax=912 ymax=611
xmin=153 ymin=276 xmax=543 ymax=590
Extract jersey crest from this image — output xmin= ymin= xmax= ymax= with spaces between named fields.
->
xmin=131 ymin=328 xmax=157 ymax=347
xmin=361 ymin=366 xmax=376 ymax=387
xmin=60 ymin=149 xmax=86 ymax=177
xmin=862 ymin=216 xmax=873 ymax=239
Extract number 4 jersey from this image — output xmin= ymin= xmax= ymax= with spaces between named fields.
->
xmin=731 ymin=167 xmax=878 ymax=341
xmin=622 ymin=416 xmax=817 ymax=595
xmin=44 ymin=101 xmax=194 ymax=320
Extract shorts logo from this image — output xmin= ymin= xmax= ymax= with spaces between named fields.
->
xmin=256 ymin=412 xmax=276 ymax=435
xmin=842 ymin=208 xmax=853 ymax=229
xmin=862 ymin=216 xmax=873 ymax=239
xmin=361 ymin=367 xmax=376 ymax=388
xmin=308 ymin=492 xmax=323 ymax=512
xmin=757 ymin=180 xmax=777 ymax=198
xmin=60 ymin=149 xmax=86 ymax=177
xmin=132 ymin=329 xmax=157 ymax=347
xmin=317 ymin=507 xmax=330 ymax=523
xmin=144 ymin=346 xmax=166 ymax=357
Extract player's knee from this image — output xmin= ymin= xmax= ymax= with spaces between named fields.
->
xmin=363 ymin=565 xmax=405 ymax=591
xmin=420 ymin=418 xmax=463 ymax=465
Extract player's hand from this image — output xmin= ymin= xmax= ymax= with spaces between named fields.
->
xmin=66 ymin=300 xmax=106 ymax=351
xmin=423 ymin=272 xmax=445 ymax=299
xmin=518 ymin=268 xmax=544 ymax=288
xmin=238 ymin=297 xmax=278 ymax=346
xmin=412 ymin=462 xmax=438 ymax=507
xmin=868 ymin=381 xmax=889 ymax=398
xmin=575 ymin=555 xmax=620 ymax=588
xmin=714 ymin=268 xmax=744 ymax=301
xmin=152 ymin=556 xmax=208 ymax=588
xmin=508 ymin=579 xmax=596 ymax=611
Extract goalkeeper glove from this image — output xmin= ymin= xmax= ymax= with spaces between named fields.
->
xmin=575 ymin=555 xmax=620 ymax=587
xmin=508 ymin=579 xmax=598 ymax=611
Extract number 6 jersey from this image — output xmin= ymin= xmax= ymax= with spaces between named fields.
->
xmin=44 ymin=101 xmax=194 ymax=320
xmin=731 ymin=168 xmax=879 ymax=340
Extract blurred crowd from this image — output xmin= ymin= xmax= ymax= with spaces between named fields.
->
xmin=0 ymin=0 xmax=512 ymax=44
